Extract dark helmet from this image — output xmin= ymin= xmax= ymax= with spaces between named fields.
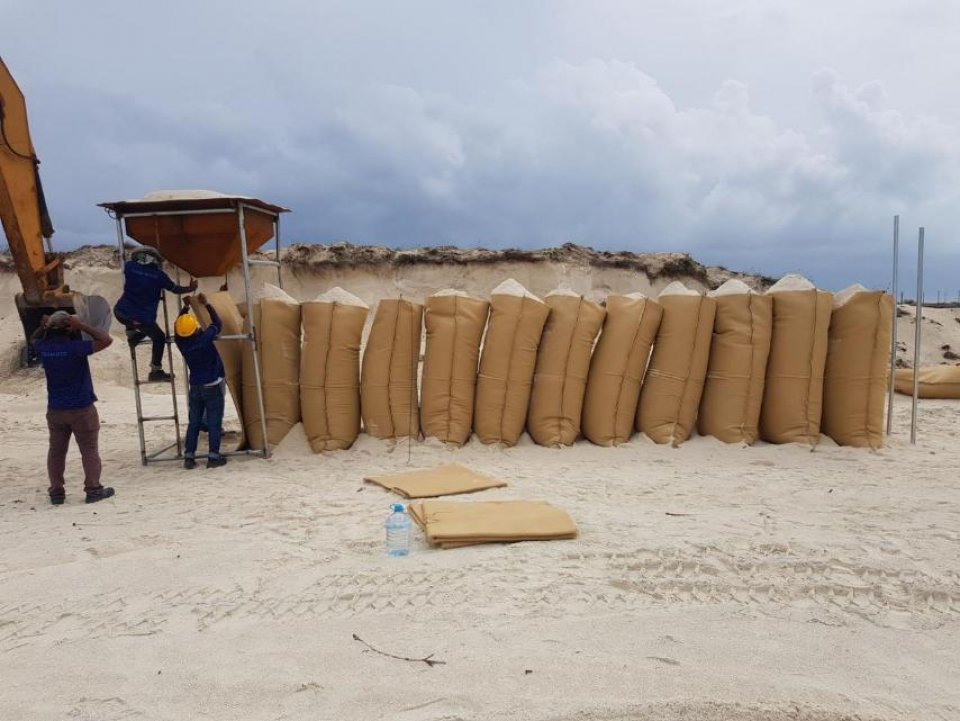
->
xmin=131 ymin=246 xmax=163 ymax=266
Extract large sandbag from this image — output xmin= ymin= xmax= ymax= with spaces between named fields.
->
xmin=697 ymin=280 xmax=773 ymax=444
xmin=301 ymin=288 xmax=369 ymax=452
xmin=821 ymin=286 xmax=893 ymax=448
xmin=360 ymin=299 xmax=423 ymax=439
xmin=759 ymin=275 xmax=833 ymax=445
xmin=474 ymin=280 xmax=551 ymax=446
xmin=189 ymin=291 xmax=247 ymax=448
xmin=637 ymin=282 xmax=717 ymax=446
xmin=527 ymin=290 xmax=606 ymax=447
xmin=582 ymin=293 xmax=663 ymax=446
xmin=420 ymin=291 xmax=490 ymax=445
xmin=894 ymin=366 xmax=960 ymax=398
xmin=241 ymin=285 xmax=301 ymax=450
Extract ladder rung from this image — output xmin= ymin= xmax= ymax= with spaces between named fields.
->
xmin=139 ymin=415 xmax=177 ymax=422
xmin=136 ymin=377 xmax=176 ymax=386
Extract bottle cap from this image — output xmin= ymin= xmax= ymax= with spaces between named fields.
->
xmin=392 ymin=503 xmax=405 ymax=512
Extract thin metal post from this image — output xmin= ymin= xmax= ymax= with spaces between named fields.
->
xmin=239 ymin=204 xmax=271 ymax=458
xmin=887 ymin=215 xmax=899 ymax=434
xmin=910 ymin=227 xmax=924 ymax=444
xmin=114 ymin=217 xmax=126 ymax=261
xmin=160 ymin=286 xmax=183 ymax=456
xmin=274 ymin=215 xmax=283 ymax=287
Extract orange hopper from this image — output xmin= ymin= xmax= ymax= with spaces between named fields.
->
xmin=98 ymin=191 xmax=289 ymax=278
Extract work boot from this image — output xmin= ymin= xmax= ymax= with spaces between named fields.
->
xmin=147 ymin=368 xmax=172 ymax=382
xmin=183 ymin=457 xmax=197 ymax=470
xmin=206 ymin=456 xmax=228 ymax=469
xmin=49 ymin=492 xmax=65 ymax=506
xmin=85 ymin=487 xmax=115 ymax=504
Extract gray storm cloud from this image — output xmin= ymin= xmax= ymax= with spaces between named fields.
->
xmin=3 ymin=1 xmax=958 ymax=293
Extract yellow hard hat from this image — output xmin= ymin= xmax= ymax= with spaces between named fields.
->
xmin=175 ymin=313 xmax=200 ymax=338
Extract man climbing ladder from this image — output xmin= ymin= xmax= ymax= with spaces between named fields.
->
xmin=113 ymin=247 xmax=197 ymax=381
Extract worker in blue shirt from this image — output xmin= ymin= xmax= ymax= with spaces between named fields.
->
xmin=174 ymin=294 xmax=227 ymax=469
xmin=114 ymin=246 xmax=196 ymax=382
xmin=32 ymin=311 xmax=115 ymax=505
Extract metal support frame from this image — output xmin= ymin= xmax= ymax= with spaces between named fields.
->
xmin=910 ymin=227 xmax=924 ymax=444
xmin=111 ymin=201 xmax=280 ymax=463
xmin=887 ymin=215 xmax=899 ymax=435
xmin=238 ymin=203 xmax=272 ymax=458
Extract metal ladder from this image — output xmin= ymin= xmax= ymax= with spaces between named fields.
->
xmin=128 ymin=288 xmax=185 ymax=465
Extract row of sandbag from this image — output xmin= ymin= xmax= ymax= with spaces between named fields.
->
xmin=195 ymin=275 xmax=892 ymax=453
xmin=411 ymin=276 xmax=891 ymax=450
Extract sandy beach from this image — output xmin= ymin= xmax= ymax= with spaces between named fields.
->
xmin=0 ymin=247 xmax=958 ymax=720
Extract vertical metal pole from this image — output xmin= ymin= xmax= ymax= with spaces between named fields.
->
xmin=274 ymin=215 xmax=283 ymax=288
xmin=886 ymin=215 xmax=899 ymax=434
xmin=910 ymin=227 xmax=924 ymax=444
xmin=239 ymin=204 xmax=271 ymax=458
xmin=160 ymin=283 xmax=183 ymax=456
xmin=114 ymin=216 xmax=126 ymax=261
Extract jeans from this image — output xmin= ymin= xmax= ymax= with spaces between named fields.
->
xmin=185 ymin=382 xmax=225 ymax=459
xmin=46 ymin=405 xmax=102 ymax=495
xmin=114 ymin=310 xmax=166 ymax=368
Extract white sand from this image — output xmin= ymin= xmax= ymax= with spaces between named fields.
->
xmin=545 ymin=287 xmax=580 ymax=298
xmin=312 ymin=286 xmax=369 ymax=308
xmin=767 ymin=274 xmax=816 ymax=293
xmin=657 ymin=280 xmax=700 ymax=297
xmin=709 ymin=278 xmax=755 ymax=297
xmin=0 ymin=267 xmax=958 ymax=721
xmin=834 ymin=283 xmax=870 ymax=307
xmin=491 ymin=278 xmax=543 ymax=303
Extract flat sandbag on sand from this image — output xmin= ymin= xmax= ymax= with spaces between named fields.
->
xmin=697 ymin=280 xmax=772 ymax=444
xmin=527 ymin=291 xmax=606 ymax=447
xmin=759 ymin=275 xmax=833 ymax=445
xmin=241 ymin=287 xmax=301 ymax=450
xmin=408 ymin=500 xmax=578 ymax=548
xmin=474 ymin=280 xmax=551 ymax=446
xmin=364 ymin=463 xmax=507 ymax=499
xmin=361 ymin=299 xmax=423 ymax=439
xmin=420 ymin=292 xmax=490 ymax=445
xmin=894 ymin=366 xmax=960 ymax=398
xmin=822 ymin=287 xmax=893 ymax=448
xmin=189 ymin=292 xmax=247 ymax=448
xmin=582 ymin=294 xmax=663 ymax=446
xmin=301 ymin=288 xmax=369 ymax=452
xmin=637 ymin=283 xmax=717 ymax=446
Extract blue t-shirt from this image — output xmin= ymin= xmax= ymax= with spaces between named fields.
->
xmin=35 ymin=338 xmax=97 ymax=410
xmin=175 ymin=306 xmax=225 ymax=387
xmin=114 ymin=261 xmax=184 ymax=324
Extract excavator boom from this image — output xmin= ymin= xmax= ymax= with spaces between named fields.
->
xmin=1 ymin=56 xmax=81 ymax=363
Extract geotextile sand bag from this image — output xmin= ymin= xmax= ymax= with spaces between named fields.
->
xmin=527 ymin=290 xmax=606 ymax=447
xmin=420 ymin=291 xmax=490 ymax=445
xmin=301 ymin=288 xmax=369 ymax=452
xmin=189 ymin=292 xmax=247 ymax=448
xmin=582 ymin=293 xmax=663 ymax=446
xmin=697 ymin=280 xmax=772 ymax=444
xmin=822 ymin=286 xmax=893 ymax=448
xmin=360 ymin=299 xmax=423 ymax=439
xmin=894 ymin=366 xmax=960 ymax=398
xmin=759 ymin=275 xmax=833 ymax=445
xmin=474 ymin=280 xmax=551 ymax=446
xmin=241 ymin=286 xmax=301 ymax=450
xmin=637 ymin=283 xmax=717 ymax=446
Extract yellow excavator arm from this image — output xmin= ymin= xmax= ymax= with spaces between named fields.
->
xmin=0 ymin=56 xmax=86 ymax=364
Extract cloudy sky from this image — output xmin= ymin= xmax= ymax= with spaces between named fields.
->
xmin=3 ymin=0 xmax=959 ymax=293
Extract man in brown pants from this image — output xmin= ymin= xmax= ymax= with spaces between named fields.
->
xmin=33 ymin=311 xmax=115 ymax=505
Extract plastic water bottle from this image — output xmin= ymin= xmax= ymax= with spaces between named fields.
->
xmin=385 ymin=503 xmax=411 ymax=557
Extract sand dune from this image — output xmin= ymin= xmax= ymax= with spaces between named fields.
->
xmin=0 ymin=246 xmax=958 ymax=720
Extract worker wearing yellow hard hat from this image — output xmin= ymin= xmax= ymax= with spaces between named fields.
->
xmin=174 ymin=312 xmax=200 ymax=338
xmin=174 ymin=294 xmax=227 ymax=469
